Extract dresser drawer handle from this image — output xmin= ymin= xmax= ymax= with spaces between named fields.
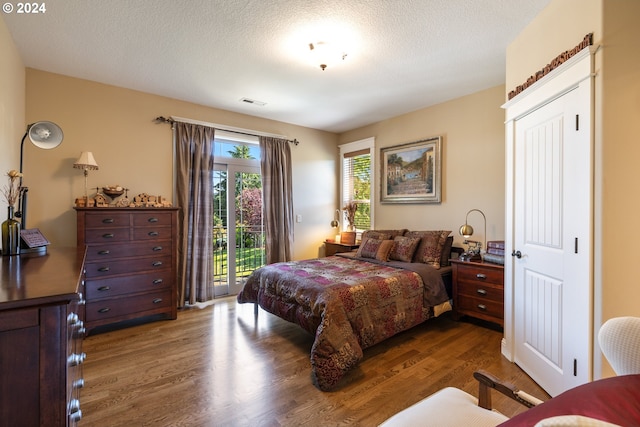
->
xmin=153 ymin=298 xmax=163 ymax=304
xmin=476 ymin=289 xmax=487 ymax=296
xmin=153 ymin=279 xmax=163 ymax=285
xmin=102 ymin=233 xmax=115 ymax=239
xmin=152 ymin=261 xmax=163 ymax=267
xmin=97 ymin=286 xmax=111 ymax=291
xmin=476 ymin=273 xmax=487 ymax=280
xmin=148 ymin=231 xmax=159 ymax=237
xmin=153 ymin=246 xmax=163 ymax=251
xmin=98 ymin=267 xmax=110 ymax=272
xmin=477 ymin=304 xmax=487 ymax=311
xmin=68 ymin=352 xmax=87 ymax=366
xmin=148 ymin=217 xmax=159 ymax=223
xmin=98 ymin=307 xmax=111 ymax=313
xmin=102 ymin=218 xmax=115 ymax=224
xmin=98 ymin=250 xmax=110 ymax=255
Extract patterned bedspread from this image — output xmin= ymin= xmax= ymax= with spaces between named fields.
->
xmin=236 ymin=255 xmax=451 ymax=391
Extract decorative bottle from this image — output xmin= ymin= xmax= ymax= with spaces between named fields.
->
xmin=1 ymin=206 xmax=20 ymax=256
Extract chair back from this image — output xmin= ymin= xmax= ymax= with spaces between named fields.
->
xmin=598 ymin=316 xmax=640 ymax=375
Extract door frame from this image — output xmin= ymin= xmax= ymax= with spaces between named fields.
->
xmin=502 ymin=47 xmax=597 ymax=373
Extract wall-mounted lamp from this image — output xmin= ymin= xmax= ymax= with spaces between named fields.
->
xmin=330 ymin=209 xmax=341 ymax=228
xmin=17 ymin=121 xmax=64 ymax=229
xmin=459 ymin=208 xmax=486 ymax=261
xmin=309 ymin=41 xmax=347 ymax=71
xmin=73 ymin=152 xmax=99 ymax=199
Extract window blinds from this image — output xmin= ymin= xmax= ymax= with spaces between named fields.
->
xmin=342 ymin=148 xmax=371 ymax=230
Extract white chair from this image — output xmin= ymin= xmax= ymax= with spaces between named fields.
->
xmin=379 ymin=317 xmax=640 ymax=427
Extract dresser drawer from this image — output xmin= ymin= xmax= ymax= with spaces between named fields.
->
xmin=85 ymin=289 xmax=173 ymax=323
xmin=84 ymin=254 xmax=172 ymax=278
xmin=457 ymin=295 xmax=503 ymax=320
xmin=85 ymin=270 xmax=174 ymax=299
xmin=455 ymin=265 xmax=502 ymax=285
xmin=133 ymin=212 xmax=173 ymax=227
xmin=83 ymin=227 xmax=131 ymax=244
xmin=84 ymin=212 xmax=130 ymax=228
xmin=133 ymin=226 xmax=173 ymax=241
xmin=457 ymin=281 xmax=503 ymax=303
xmin=84 ymin=240 xmax=171 ymax=261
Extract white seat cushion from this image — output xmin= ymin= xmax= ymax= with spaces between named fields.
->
xmin=379 ymin=387 xmax=509 ymax=427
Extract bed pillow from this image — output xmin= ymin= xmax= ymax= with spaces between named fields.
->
xmin=389 ymin=236 xmax=421 ymax=262
xmin=360 ymin=230 xmax=392 ymax=241
xmin=405 ymin=230 xmax=451 ymax=268
xmin=440 ymin=236 xmax=454 ymax=267
xmin=357 ymin=237 xmax=395 ymax=261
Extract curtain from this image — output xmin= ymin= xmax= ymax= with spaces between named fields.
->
xmin=174 ymin=121 xmax=215 ymax=306
xmin=259 ymin=136 xmax=294 ymax=264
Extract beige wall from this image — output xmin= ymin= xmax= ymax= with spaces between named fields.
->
xmin=340 ymin=85 xmax=506 ymax=247
xmin=0 ymin=16 xmax=25 ymax=236
xmin=23 ymin=69 xmax=338 ymax=260
xmin=506 ymin=0 xmax=640 ymax=378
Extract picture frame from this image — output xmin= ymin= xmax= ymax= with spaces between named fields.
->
xmin=380 ymin=136 xmax=442 ymax=204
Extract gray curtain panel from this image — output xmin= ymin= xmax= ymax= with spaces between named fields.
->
xmin=259 ymin=136 xmax=294 ymax=264
xmin=174 ymin=121 xmax=215 ymax=305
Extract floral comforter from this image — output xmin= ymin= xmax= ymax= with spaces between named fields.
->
xmin=236 ymin=255 xmax=451 ymax=391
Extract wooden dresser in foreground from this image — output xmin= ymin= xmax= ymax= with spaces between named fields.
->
xmin=0 ymin=247 xmax=86 ymax=426
xmin=451 ymin=259 xmax=504 ymax=327
xmin=75 ymin=207 xmax=178 ymax=334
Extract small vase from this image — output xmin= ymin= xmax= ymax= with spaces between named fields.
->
xmin=346 ymin=224 xmax=356 ymax=232
xmin=1 ymin=206 xmax=20 ymax=256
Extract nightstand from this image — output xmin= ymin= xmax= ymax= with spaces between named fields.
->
xmin=325 ymin=240 xmax=359 ymax=256
xmin=451 ymin=259 xmax=504 ymax=327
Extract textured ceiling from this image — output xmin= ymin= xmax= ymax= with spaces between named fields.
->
xmin=3 ymin=0 xmax=550 ymax=133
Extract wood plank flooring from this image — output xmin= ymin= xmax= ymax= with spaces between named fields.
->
xmin=80 ymin=297 xmax=549 ymax=426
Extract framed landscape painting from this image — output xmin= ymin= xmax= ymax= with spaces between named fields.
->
xmin=380 ymin=136 xmax=442 ymax=203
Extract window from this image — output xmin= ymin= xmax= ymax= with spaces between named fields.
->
xmin=339 ymin=138 xmax=374 ymax=231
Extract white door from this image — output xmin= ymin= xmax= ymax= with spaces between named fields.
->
xmin=512 ymin=83 xmax=592 ymax=397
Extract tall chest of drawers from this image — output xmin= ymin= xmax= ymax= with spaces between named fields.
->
xmin=75 ymin=207 xmax=178 ymax=334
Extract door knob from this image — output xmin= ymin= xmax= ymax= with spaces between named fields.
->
xmin=512 ymin=250 xmax=522 ymax=259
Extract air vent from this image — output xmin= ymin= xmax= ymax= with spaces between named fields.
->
xmin=240 ymin=98 xmax=267 ymax=106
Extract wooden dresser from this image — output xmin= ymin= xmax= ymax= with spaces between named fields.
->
xmin=0 ymin=247 xmax=86 ymax=426
xmin=451 ymin=259 xmax=504 ymax=327
xmin=75 ymin=207 xmax=178 ymax=334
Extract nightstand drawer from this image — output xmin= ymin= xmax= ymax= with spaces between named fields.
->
xmin=455 ymin=265 xmax=502 ymax=285
xmin=457 ymin=281 xmax=502 ymax=303
xmin=457 ymin=295 xmax=503 ymax=320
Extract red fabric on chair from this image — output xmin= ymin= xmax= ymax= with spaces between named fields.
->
xmin=499 ymin=374 xmax=640 ymax=426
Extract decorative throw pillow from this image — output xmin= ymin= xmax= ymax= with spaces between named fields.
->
xmin=389 ymin=236 xmax=421 ymax=262
xmin=375 ymin=239 xmax=395 ymax=262
xmin=357 ymin=237 xmax=394 ymax=261
xmin=405 ymin=230 xmax=451 ymax=268
xmin=356 ymin=237 xmax=381 ymax=258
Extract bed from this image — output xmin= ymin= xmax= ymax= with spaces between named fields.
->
xmin=237 ymin=229 xmax=459 ymax=391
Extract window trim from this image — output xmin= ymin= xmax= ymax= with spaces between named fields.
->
xmin=339 ymin=137 xmax=375 ymax=231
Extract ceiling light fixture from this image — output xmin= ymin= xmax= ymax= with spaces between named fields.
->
xmin=309 ymin=41 xmax=346 ymax=71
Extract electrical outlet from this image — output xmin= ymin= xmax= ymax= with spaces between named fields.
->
xmin=296 ymin=214 xmax=302 ymax=223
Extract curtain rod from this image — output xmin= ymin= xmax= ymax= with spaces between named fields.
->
xmin=155 ymin=116 xmax=299 ymax=145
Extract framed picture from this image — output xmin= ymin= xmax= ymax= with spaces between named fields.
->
xmin=380 ymin=136 xmax=442 ymax=203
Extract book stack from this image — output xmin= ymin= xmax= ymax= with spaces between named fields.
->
xmin=483 ymin=240 xmax=505 ymax=265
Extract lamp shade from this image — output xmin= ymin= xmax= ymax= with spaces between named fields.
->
xmin=73 ymin=152 xmax=99 ymax=170
xmin=459 ymin=224 xmax=474 ymax=238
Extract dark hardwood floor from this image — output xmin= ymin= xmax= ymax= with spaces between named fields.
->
xmin=80 ymin=297 xmax=549 ymax=426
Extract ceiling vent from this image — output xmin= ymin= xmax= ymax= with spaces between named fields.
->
xmin=240 ymin=98 xmax=267 ymax=106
